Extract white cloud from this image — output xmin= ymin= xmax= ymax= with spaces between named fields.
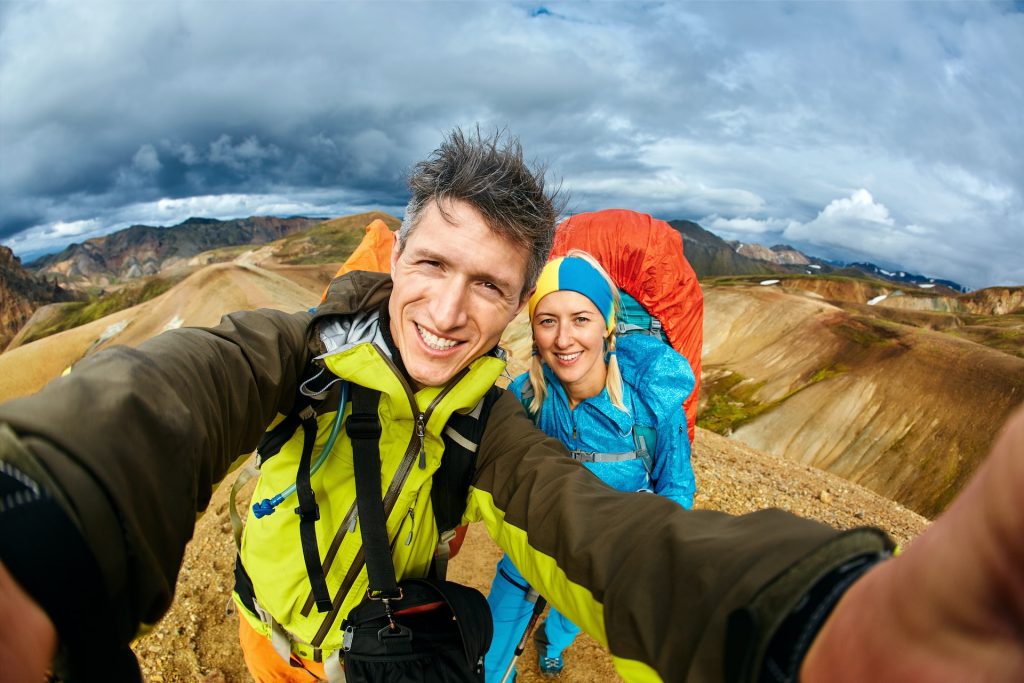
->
xmin=805 ymin=189 xmax=894 ymax=231
xmin=208 ymin=135 xmax=280 ymax=173
xmin=702 ymin=215 xmax=794 ymax=236
xmin=132 ymin=144 xmax=162 ymax=174
xmin=167 ymin=141 xmax=200 ymax=166
xmin=782 ymin=190 xmax=915 ymax=256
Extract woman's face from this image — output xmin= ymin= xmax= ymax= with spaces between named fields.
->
xmin=531 ymin=290 xmax=609 ymax=403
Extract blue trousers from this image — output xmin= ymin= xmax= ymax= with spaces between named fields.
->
xmin=484 ymin=555 xmax=581 ymax=682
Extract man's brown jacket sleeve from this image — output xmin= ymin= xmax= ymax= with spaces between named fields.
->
xmin=0 ymin=307 xmax=311 ymax=645
xmin=469 ymin=391 xmax=895 ymax=681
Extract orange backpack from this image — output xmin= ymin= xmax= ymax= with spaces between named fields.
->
xmin=551 ymin=209 xmax=703 ymax=443
xmin=318 ymin=218 xmax=397 ymax=303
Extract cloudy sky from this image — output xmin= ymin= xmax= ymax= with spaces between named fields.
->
xmin=1 ymin=1 xmax=1021 ymax=289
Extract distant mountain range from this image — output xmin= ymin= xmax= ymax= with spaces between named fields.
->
xmin=669 ymin=219 xmax=779 ymax=277
xmin=672 ymin=219 xmax=967 ymax=292
xmin=0 ymin=211 xmax=994 ymax=351
xmin=841 ymin=262 xmax=966 ymax=293
xmin=27 ymin=216 xmax=322 ymax=287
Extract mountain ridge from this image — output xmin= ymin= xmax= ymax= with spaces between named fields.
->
xmin=27 ymin=215 xmax=323 ymax=288
xmin=0 ymin=245 xmax=79 ymax=350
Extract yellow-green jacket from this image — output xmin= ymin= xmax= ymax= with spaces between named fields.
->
xmin=235 ymin=286 xmax=508 ymax=663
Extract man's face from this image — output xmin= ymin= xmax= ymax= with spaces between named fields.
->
xmin=389 ymin=198 xmax=531 ymax=389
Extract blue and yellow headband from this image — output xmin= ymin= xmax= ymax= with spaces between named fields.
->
xmin=528 ymin=256 xmax=615 ymax=334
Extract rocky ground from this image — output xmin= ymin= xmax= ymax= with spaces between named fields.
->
xmin=132 ymin=427 xmax=929 ymax=682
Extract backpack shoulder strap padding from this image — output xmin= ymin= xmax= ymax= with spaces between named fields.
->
xmin=256 ymin=363 xmax=339 ymax=466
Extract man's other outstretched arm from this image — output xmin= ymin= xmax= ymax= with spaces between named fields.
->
xmin=0 ymin=307 xmax=311 ymax=675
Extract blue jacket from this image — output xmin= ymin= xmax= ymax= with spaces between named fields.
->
xmin=510 ymin=334 xmax=696 ymax=508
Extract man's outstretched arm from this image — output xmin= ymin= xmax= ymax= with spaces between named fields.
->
xmin=0 ymin=307 xmax=311 ymax=677
xmin=802 ymin=404 xmax=1024 ymax=682
xmin=473 ymin=392 xmax=1024 ymax=681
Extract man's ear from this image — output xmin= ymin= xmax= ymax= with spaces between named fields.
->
xmin=389 ymin=238 xmax=402 ymax=278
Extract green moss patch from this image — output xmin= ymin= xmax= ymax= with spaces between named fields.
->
xmin=20 ymin=275 xmax=183 ymax=345
xmin=697 ymin=371 xmax=768 ymax=435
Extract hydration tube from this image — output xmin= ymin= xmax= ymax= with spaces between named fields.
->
xmin=251 ymin=381 xmax=349 ymax=518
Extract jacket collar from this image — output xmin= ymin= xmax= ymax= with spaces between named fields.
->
xmin=540 ymin=363 xmax=633 ymax=434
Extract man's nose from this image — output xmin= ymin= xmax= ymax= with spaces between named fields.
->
xmin=430 ymin=283 xmax=469 ymax=331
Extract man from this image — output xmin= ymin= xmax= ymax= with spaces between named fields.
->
xmin=0 ymin=129 xmax=1022 ymax=682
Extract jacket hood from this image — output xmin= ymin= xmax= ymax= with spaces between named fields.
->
xmin=306 ymin=271 xmax=392 ymax=356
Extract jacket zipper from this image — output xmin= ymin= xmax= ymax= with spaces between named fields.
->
xmin=404 ymin=507 xmax=415 ymax=546
xmin=306 ymin=346 xmax=469 ymax=647
xmin=416 ymin=414 xmax=427 ymax=469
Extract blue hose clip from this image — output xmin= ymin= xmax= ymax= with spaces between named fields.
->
xmin=252 ymin=495 xmax=284 ymax=518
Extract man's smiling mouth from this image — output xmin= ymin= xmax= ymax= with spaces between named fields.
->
xmin=416 ymin=323 xmax=460 ymax=351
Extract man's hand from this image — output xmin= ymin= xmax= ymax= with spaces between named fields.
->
xmin=0 ymin=558 xmax=56 ymax=682
xmin=802 ymin=405 xmax=1024 ymax=681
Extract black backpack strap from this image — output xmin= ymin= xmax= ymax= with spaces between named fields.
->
xmin=347 ymin=384 xmax=399 ymax=598
xmin=430 ymin=385 xmax=502 ymax=579
xmin=294 ymin=403 xmax=332 ymax=613
xmin=432 ymin=385 xmax=503 ymax=534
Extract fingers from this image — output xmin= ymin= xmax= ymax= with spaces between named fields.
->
xmin=0 ymin=558 xmax=57 ymax=682
xmin=801 ymin=403 xmax=1024 ymax=682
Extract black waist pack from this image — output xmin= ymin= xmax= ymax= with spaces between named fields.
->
xmin=341 ymin=577 xmax=492 ymax=682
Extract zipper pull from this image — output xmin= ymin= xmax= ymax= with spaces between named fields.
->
xmin=417 ymin=413 xmax=427 ymax=469
xmin=349 ymin=506 xmax=358 ymax=533
xmin=405 ymin=508 xmax=415 ymax=545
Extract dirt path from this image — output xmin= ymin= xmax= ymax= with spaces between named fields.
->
xmin=132 ymin=427 xmax=927 ymax=682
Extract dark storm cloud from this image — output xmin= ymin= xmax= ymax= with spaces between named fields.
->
xmin=1 ymin=1 xmax=1021 ymax=288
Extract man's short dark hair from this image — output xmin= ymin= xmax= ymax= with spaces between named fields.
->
xmin=399 ymin=127 xmax=561 ymax=296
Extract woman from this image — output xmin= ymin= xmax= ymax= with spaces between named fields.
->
xmin=485 ymin=251 xmax=696 ymax=681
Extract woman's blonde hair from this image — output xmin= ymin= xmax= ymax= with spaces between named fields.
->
xmin=527 ymin=249 xmax=626 ymax=414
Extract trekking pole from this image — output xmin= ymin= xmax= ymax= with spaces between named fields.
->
xmin=500 ymin=588 xmax=547 ymax=683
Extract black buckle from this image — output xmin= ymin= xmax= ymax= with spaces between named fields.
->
xmin=346 ymin=414 xmax=382 ymax=440
xmin=295 ymin=502 xmax=320 ymax=521
xmin=378 ymin=622 xmax=412 ymax=644
xmin=366 ymin=587 xmax=404 ymax=602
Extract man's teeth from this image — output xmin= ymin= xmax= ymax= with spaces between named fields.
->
xmin=417 ymin=324 xmax=458 ymax=350
xmin=556 ymin=352 xmax=581 ymax=362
